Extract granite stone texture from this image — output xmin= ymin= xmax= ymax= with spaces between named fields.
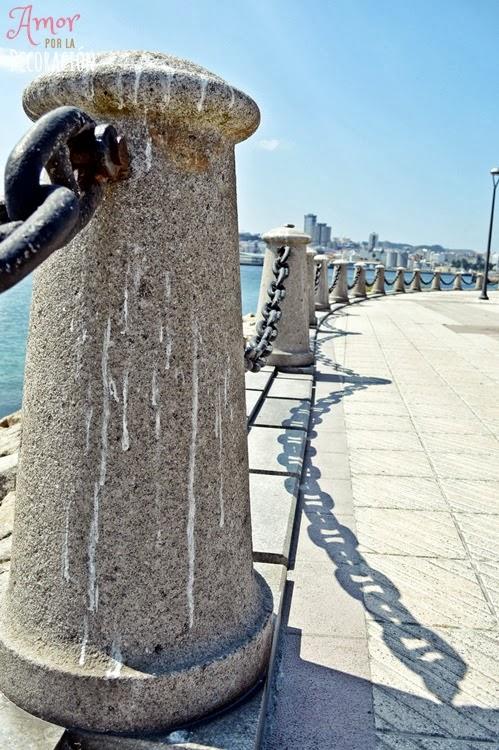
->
xmin=250 ymin=473 xmax=299 ymax=565
xmin=306 ymin=249 xmax=317 ymax=327
xmin=256 ymin=226 xmax=314 ymax=367
xmin=0 ymin=51 xmax=273 ymax=734
xmin=314 ymin=255 xmax=330 ymax=311
xmin=330 ymin=260 xmax=350 ymax=303
xmin=352 ymin=263 xmax=367 ymax=298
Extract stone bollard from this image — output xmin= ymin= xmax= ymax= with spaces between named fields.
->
xmin=314 ymin=255 xmax=330 ymax=311
xmin=394 ymin=266 xmax=406 ymax=293
xmin=475 ymin=272 xmax=484 ymax=291
xmin=306 ymin=248 xmax=317 ymax=327
xmin=330 ymin=260 xmax=350 ymax=304
xmin=431 ymin=271 xmax=442 ymax=291
xmin=372 ymin=264 xmax=386 ymax=295
xmin=351 ymin=262 xmax=367 ymax=298
xmin=453 ymin=271 xmax=463 ymax=290
xmin=256 ymin=225 xmax=314 ymax=368
xmin=0 ymin=52 xmax=273 ymax=735
xmin=410 ymin=269 xmax=422 ymax=292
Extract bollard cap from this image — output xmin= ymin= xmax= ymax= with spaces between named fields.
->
xmin=23 ymin=51 xmax=260 ymax=143
xmin=262 ymin=225 xmax=311 ymax=246
xmin=375 ymin=264 xmax=385 ymax=268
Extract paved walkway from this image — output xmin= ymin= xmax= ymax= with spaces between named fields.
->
xmin=263 ymin=291 xmax=499 ymax=749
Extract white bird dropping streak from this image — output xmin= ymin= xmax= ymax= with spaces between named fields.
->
xmin=218 ymin=385 xmax=224 ymax=528
xmin=62 ymin=503 xmax=71 ymax=581
xmin=105 ymin=639 xmax=123 ymax=679
xmin=165 ymin=334 xmax=172 ymax=371
xmin=197 ymin=77 xmax=208 ymax=111
xmin=87 ymin=318 xmax=111 ymax=613
xmin=121 ymin=370 xmax=130 ymax=451
xmin=79 ymin=615 xmax=89 ymax=666
xmin=187 ymin=323 xmax=199 ymax=629
xmin=164 ymin=272 xmax=171 ymax=301
xmin=151 ymin=368 xmax=159 ymax=407
xmin=145 ymin=137 xmax=152 ymax=173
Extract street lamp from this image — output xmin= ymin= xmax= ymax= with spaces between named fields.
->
xmin=480 ymin=167 xmax=499 ymax=301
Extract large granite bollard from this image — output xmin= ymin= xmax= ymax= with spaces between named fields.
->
xmin=410 ymin=269 xmax=422 ymax=292
xmin=0 ymin=52 xmax=273 ymax=735
xmin=431 ymin=271 xmax=441 ymax=291
xmin=330 ymin=260 xmax=349 ymax=304
xmin=306 ymin=248 xmax=317 ymax=327
xmin=314 ymin=255 xmax=330 ymax=311
xmin=372 ymin=264 xmax=386 ymax=295
xmin=256 ymin=225 xmax=314 ymax=367
xmin=351 ymin=262 xmax=367 ymax=298
xmin=394 ymin=267 xmax=406 ymax=293
xmin=475 ymin=272 xmax=484 ymax=291
xmin=453 ymin=271 xmax=463 ymax=290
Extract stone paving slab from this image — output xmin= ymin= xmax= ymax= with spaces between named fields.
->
xmin=245 ymin=389 xmax=262 ymax=421
xmin=244 ymin=368 xmax=275 ymax=392
xmin=266 ymin=377 xmax=313 ymax=401
xmin=367 ymin=621 xmax=499 ymax=741
xmin=351 ymin=476 xmax=448 ymax=511
xmin=360 ymin=553 xmax=496 ymax=628
xmin=250 ymin=473 xmax=299 ymax=565
xmin=253 ymin=397 xmax=310 ymax=430
xmin=0 ymin=692 xmax=64 ymax=750
xmin=247 ymin=426 xmax=306 ymax=477
xmin=354 ymin=509 xmax=467 ymax=558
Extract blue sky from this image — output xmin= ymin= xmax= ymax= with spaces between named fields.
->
xmin=1 ymin=0 xmax=499 ymax=249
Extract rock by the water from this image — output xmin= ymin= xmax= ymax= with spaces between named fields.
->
xmin=0 ymin=492 xmax=15 ymax=541
xmin=0 ymin=412 xmax=21 ymax=458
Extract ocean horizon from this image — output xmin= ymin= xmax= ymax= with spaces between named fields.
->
xmin=0 ymin=266 xmax=473 ymax=418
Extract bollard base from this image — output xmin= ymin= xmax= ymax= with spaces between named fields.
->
xmin=266 ymin=349 xmax=314 ymax=368
xmin=0 ymin=575 xmax=273 ymax=735
xmin=314 ymin=303 xmax=330 ymax=311
xmin=329 ymin=296 xmax=349 ymax=305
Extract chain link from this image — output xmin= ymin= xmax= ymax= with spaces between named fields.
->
xmin=328 ymin=264 xmax=340 ymax=293
xmin=314 ymin=261 xmax=322 ymax=291
xmin=439 ymin=275 xmax=456 ymax=286
xmin=0 ymin=106 xmax=129 ymax=295
xmin=244 ymin=245 xmax=290 ymax=372
xmin=347 ymin=265 xmax=361 ymax=291
xmin=420 ymin=273 xmax=434 ymax=286
xmin=365 ymin=268 xmax=380 ymax=290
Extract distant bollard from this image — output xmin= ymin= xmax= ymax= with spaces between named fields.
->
xmin=475 ymin=272 xmax=484 ymax=291
xmin=394 ymin=266 xmax=406 ymax=293
xmin=351 ymin=262 xmax=367 ymax=298
xmin=257 ymin=225 xmax=314 ymax=367
xmin=315 ymin=256 xmax=330 ymax=311
xmin=330 ymin=260 xmax=350 ymax=304
xmin=453 ymin=272 xmax=463 ymax=290
xmin=410 ymin=269 xmax=422 ymax=292
xmin=372 ymin=264 xmax=386 ymax=295
xmin=306 ymin=248 xmax=317 ymax=327
xmin=0 ymin=51 xmax=273 ymax=735
xmin=431 ymin=271 xmax=442 ymax=291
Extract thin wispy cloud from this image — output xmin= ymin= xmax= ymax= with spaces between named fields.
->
xmin=257 ymin=139 xmax=282 ymax=151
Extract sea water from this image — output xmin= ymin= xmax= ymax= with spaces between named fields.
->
xmin=0 ymin=267 xmax=475 ymax=418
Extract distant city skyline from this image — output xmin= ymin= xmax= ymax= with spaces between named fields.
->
xmin=1 ymin=1 xmax=499 ymax=251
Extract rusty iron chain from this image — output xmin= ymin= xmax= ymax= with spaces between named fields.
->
xmin=314 ymin=261 xmax=322 ymax=291
xmin=420 ymin=273 xmax=434 ymax=286
xmin=244 ymin=245 xmax=290 ymax=372
xmin=0 ymin=105 xmax=129 ymax=294
xmin=365 ymin=267 xmax=380 ymax=289
xmin=328 ymin=264 xmax=340 ymax=293
xmin=347 ymin=265 xmax=361 ymax=291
